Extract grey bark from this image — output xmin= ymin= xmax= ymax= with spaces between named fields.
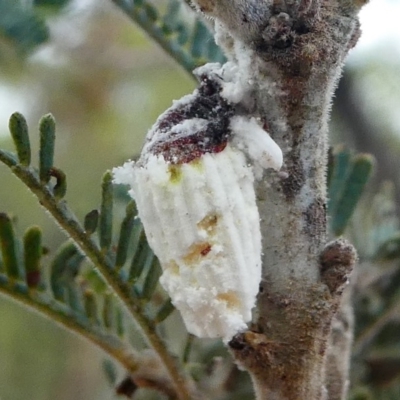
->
xmin=191 ymin=1 xmax=366 ymax=399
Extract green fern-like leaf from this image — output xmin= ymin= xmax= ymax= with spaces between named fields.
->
xmin=0 ymin=112 xmax=191 ymax=399
xmin=349 ymin=181 xmax=398 ymax=260
xmin=0 ymin=112 xmax=176 ymax=314
xmin=102 ymin=358 xmax=118 ymax=386
xmin=23 ymin=226 xmax=42 ymax=288
xmin=111 ymin=0 xmax=225 ymax=76
xmin=0 ymin=213 xmax=22 ymax=280
xmin=328 ymin=146 xmax=375 ymax=236
xmin=0 ymin=0 xmax=49 ymax=55
xmin=0 ymin=212 xmax=139 ymax=371
xmin=33 ymin=0 xmax=71 ymax=9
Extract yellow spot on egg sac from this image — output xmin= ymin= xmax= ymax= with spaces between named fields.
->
xmin=197 ymin=214 xmax=219 ymax=235
xmin=168 ymin=165 xmax=182 ymax=184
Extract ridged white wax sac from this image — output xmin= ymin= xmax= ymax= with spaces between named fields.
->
xmin=128 ymin=144 xmax=262 ymax=341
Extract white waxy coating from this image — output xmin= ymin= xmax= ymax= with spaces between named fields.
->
xmin=113 ymin=144 xmax=262 ymax=341
xmin=231 ymin=116 xmax=283 ymax=173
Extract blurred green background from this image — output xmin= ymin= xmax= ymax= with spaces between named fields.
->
xmin=0 ymin=0 xmax=400 ymax=399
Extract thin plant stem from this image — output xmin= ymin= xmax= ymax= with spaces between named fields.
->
xmin=111 ymin=0 xmax=198 ymax=78
xmin=0 ymin=158 xmax=193 ymax=400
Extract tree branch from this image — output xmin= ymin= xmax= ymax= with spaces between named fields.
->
xmin=324 ymin=286 xmax=354 ymax=400
xmin=191 ymin=0 xmax=366 ymax=398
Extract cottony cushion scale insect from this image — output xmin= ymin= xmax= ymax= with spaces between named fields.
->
xmin=113 ymin=63 xmax=283 ymax=341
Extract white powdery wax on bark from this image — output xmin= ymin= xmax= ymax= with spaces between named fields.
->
xmin=113 ymin=65 xmax=283 ymax=341
xmin=231 ymin=116 xmax=283 ymax=179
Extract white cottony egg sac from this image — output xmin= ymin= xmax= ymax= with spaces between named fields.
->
xmin=113 ymin=64 xmax=283 ymax=342
xmin=114 ymin=145 xmax=262 ymax=341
